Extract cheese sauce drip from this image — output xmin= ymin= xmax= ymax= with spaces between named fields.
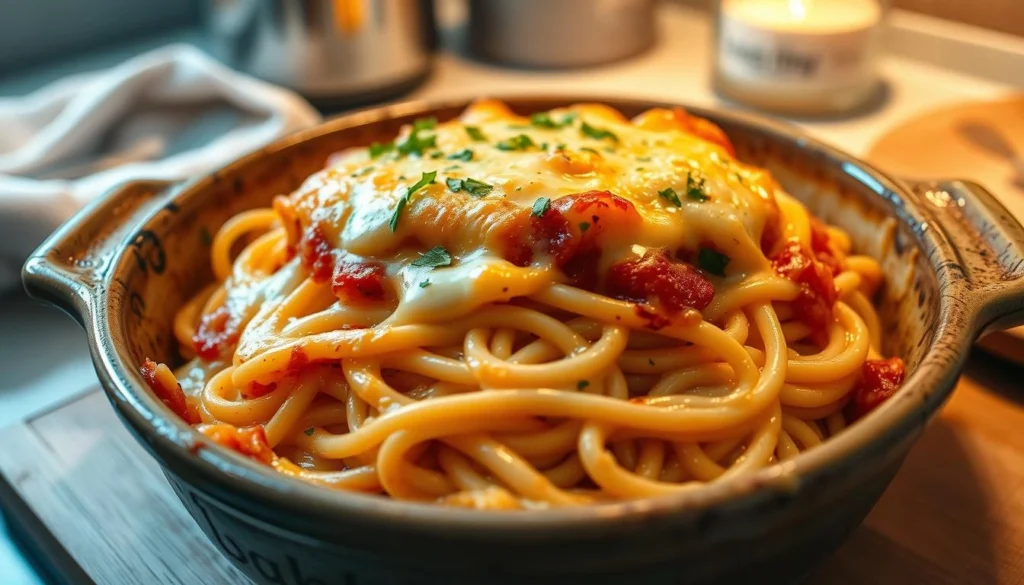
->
xmin=287 ymin=100 xmax=780 ymax=327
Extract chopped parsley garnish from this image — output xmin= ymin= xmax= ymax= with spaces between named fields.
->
xmin=576 ymin=380 xmax=590 ymax=390
xmin=658 ymin=187 xmax=682 ymax=207
xmin=496 ymin=134 xmax=536 ymax=151
xmin=579 ymin=222 xmax=590 ymax=232
xmin=443 ymin=164 xmax=461 ymax=171
xmin=555 ymin=143 xmax=566 ymax=150
xmin=353 ymin=166 xmax=376 ymax=177
xmin=580 ymin=121 xmax=618 ymax=142
xmin=686 ymin=173 xmax=709 ymax=202
xmin=304 ymin=427 xmax=314 ymax=436
xmin=530 ymin=112 xmax=558 ymax=128
xmin=465 ymin=126 xmax=487 ymax=141
xmin=531 ymin=197 xmax=551 ymax=218
xmin=419 ymin=279 xmax=432 ymax=288
xmin=529 ymin=112 xmax=575 ymax=129
xmin=579 ymin=147 xmax=600 ymax=155
xmin=396 ymin=131 xmax=437 ymax=157
xmin=447 ymin=148 xmax=473 ymax=161
xmin=540 ymin=142 xmax=549 ymax=150
xmin=369 ymin=141 xmax=394 ymax=158
xmin=389 ymin=171 xmax=436 ymax=231
xmin=411 ymin=245 xmax=452 ymax=269
xmin=462 ymin=178 xmax=493 ymax=196
xmin=446 ymin=177 xmax=493 ymax=197
xmin=413 ymin=116 xmax=437 ymax=131
xmin=698 ymin=248 xmax=730 ymax=276
xmin=429 ymin=151 xmax=444 ymax=159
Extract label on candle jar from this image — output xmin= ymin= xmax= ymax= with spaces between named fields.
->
xmin=718 ymin=0 xmax=881 ymax=90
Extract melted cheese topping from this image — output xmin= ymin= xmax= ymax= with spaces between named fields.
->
xmin=286 ymin=100 xmax=783 ymax=325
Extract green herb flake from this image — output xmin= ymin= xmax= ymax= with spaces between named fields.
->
xmin=443 ymin=164 xmax=461 ymax=171
xmin=369 ymin=141 xmax=394 ymax=158
xmin=579 ymin=147 xmax=600 ymax=155
xmin=465 ymin=126 xmax=487 ymax=141
xmin=576 ymin=380 xmax=590 ymax=390
xmin=419 ymin=279 xmax=431 ymax=288
xmin=496 ymin=134 xmax=536 ymax=151
xmin=530 ymin=112 xmax=558 ymax=129
xmin=579 ymin=222 xmax=590 ymax=233
xmin=637 ymin=156 xmax=652 ymax=162
xmin=686 ymin=173 xmax=709 ymax=202
xmin=658 ymin=187 xmax=682 ymax=207
xmin=531 ymin=197 xmax=551 ymax=218
xmin=303 ymin=427 xmax=314 ymax=436
xmin=412 ymin=116 xmax=437 ymax=131
xmin=396 ymin=131 xmax=437 ymax=157
xmin=447 ymin=148 xmax=474 ymax=162
xmin=462 ymin=178 xmax=493 ymax=197
xmin=555 ymin=143 xmax=567 ymax=150
xmin=411 ymin=245 xmax=453 ymax=269
xmin=698 ymin=248 xmax=730 ymax=276
xmin=429 ymin=151 xmax=444 ymax=159
xmin=530 ymin=112 xmax=576 ymax=130
xmin=390 ymin=170 xmax=437 ymax=231
xmin=580 ymin=121 xmax=619 ymax=142
xmin=540 ymin=142 xmax=549 ymax=150
xmin=446 ymin=177 xmax=493 ymax=197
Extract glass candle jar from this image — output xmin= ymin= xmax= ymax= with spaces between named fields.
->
xmin=713 ymin=0 xmax=887 ymax=116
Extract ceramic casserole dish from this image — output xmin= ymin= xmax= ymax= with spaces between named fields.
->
xmin=22 ymin=97 xmax=1024 ymax=585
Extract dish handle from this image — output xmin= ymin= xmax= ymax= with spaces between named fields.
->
xmin=22 ymin=179 xmax=179 ymax=324
xmin=908 ymin=179 xmax=1024 ymax=335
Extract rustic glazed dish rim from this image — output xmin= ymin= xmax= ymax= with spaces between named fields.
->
xmin=25 ymin=95 xmax=1024 ymax=536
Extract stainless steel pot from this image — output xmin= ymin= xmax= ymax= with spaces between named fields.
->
xmin=467 ymin=0 xmax=656 ymax=68
xmin=207 ymin=0 xmax=436 ymax=106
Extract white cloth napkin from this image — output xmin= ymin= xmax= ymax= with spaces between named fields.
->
xmin=0 ymin=43 xmax=321 ymax=291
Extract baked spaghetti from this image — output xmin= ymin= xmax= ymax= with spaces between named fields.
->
xmin=142 ymin=100 xmax=905 ymax=509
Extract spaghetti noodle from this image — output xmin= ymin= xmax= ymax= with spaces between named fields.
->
xmin=143 ymin=100 xmax=905 ymax=509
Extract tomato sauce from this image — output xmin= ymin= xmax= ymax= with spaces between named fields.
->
xmin=772 ymin=239 xmax=838 ymax=346
xmin=197 ymin=423 xmax=275 ymax=465
xmin=847 ymin=357 xmax=906 ymax=421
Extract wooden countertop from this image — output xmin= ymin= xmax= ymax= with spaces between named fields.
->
xmin=1 ymin=350 xmax=1022 ymax=584
xmin=812 ymin=350 xmax=1024 ymax=585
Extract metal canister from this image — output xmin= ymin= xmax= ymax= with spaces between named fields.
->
xmin=466 ymin=0 xmax=656 ymax=69
xmin=207 ymin=0 xmax=436 ymax=107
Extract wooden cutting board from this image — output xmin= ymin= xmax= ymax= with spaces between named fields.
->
xmin=2 ymin=352 xmax=1024 ymax=585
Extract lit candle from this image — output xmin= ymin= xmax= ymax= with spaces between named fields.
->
xmin=714 ymin=0 xmax=884 ymax=116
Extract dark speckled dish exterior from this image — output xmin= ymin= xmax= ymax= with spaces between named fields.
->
xmin=23 ymin=97 xmax=1024 ymax=585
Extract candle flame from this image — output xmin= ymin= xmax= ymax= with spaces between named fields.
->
xmin=786 ymin=0 xmax=808 ymax=20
